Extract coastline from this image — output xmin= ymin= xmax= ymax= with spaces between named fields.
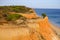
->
xmin=50 ymin=22 xmax=60 ymax=38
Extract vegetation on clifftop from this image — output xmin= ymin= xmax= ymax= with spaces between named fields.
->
xmin=42 ymin=13 xmax=47 ymax=18
xmin=6 ymin=14 xmax=23 ymax=21
xmin=0 ymin=6 xmax=33 ymax=23
xmin=0 ymin=6 xmax=32 ymax=13
xmin=0 ymin=6 xmax=47 ymax=24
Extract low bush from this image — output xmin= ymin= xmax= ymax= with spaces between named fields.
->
xmin=42 ymin=13 xmax=47 ymax=18
xmin=6 ymin=14 xmax=23 ymax=21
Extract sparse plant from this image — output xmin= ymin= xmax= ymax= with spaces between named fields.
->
xmin=6 ymin=14 xmax=23 ymax=21
xmin=0 ymin=6 xmax=32 ymax=13
xmin=41 ymin=13 xmax=47 ymax=18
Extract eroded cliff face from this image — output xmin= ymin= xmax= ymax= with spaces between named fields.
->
xmin=36 ymin=17 xmax=59 ymax=40
xmin=0 ymin=10 xmax=59 ymax=40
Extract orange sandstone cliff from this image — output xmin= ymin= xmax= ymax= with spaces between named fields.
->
xmin=0 ymin=10 xmax=59 ymax=40
xmin=20 ymin=13 xmax=59 ymax=40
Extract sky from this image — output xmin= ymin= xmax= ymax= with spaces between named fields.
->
xmin=0 ymin=0 xmax=60 ymax=9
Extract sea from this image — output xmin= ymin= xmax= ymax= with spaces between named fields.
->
xmin=35 ymin=9 xmax=60 ymax=27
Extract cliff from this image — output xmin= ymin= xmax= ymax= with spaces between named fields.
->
xmin=0 ymin=6 xmax=60 ymax=40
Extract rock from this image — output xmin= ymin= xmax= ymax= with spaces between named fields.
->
xmin=15 ymin=19 xmax=24 ymax=24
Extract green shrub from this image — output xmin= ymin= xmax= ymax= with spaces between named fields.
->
xmin=0 ymin=6 xmax=32 ymax=13
xmin=6 ymin=14 xmax=23 ymax=21
xmin=41 ymin=13 xmax=46 ymax=18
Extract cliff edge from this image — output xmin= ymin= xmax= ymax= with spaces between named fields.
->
xmin=0 ymin=6 xmax=59 ymax=40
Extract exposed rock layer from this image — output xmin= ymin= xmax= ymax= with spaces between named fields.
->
xmin=0 ymin=8 xmax=59 ymax=40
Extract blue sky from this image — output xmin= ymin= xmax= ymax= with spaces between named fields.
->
xmin=0 ymin=0 xmax=60 ymax=9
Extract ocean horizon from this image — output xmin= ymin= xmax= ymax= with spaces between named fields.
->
xmin=35 ymin=9 xmax=60 ymax=27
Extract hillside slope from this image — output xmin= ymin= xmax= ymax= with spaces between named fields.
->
xmin=36 ymin=17 xmax=59 ymax=40
xmin=0 ymin=6 xmax=59 ymax=40
xmin=19 ymin=10 xmax=60 ymax=40
xmin=0 ymin=16 xmax=59 ymax=40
